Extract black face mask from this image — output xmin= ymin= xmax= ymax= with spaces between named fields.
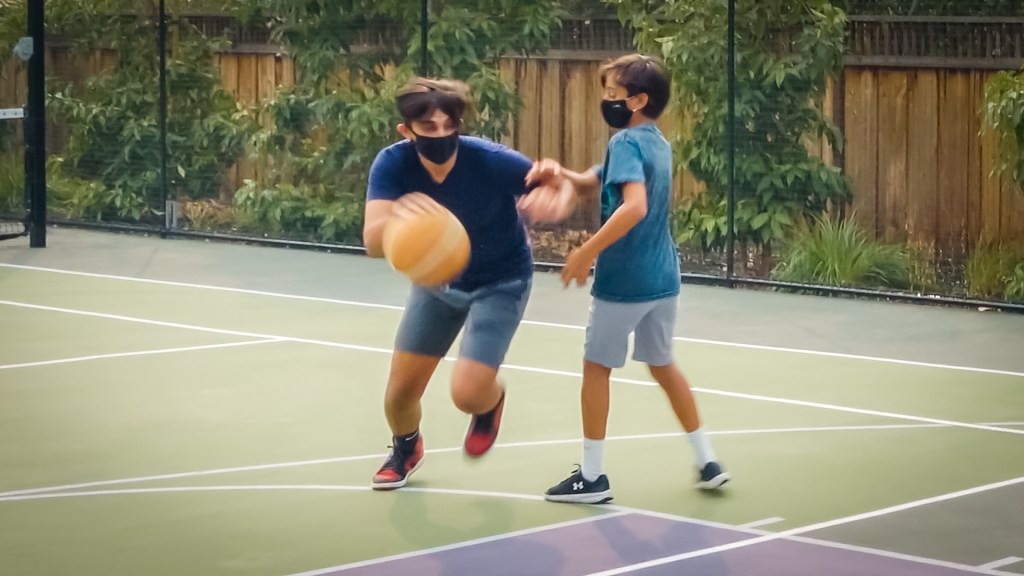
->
xmin=601 ymin=99 xmax=634 ymax=129
xmin=412 ymin=130 xmax=459 ymax=164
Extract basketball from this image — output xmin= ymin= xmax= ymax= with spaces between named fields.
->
xmin=383 ymin=202 xmax=471 ymax=286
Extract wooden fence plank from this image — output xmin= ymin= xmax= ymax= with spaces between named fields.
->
xmin=907 ymin=70 xmax=939 ymax=249
xmin=979 ymin=107 xmax=1002 ymax=244
xmin=877 ymin=70 xmax=909 ymax=243
xmin=234 ymin=55 xmax=258 ymax=189
xmin=516 ymin=59 xmax=542 ymax=160
xmin=966 ymin=70 xmax=984 ymax=251
xmin=937 ymin=72 xmax=969 ymax=258
xmin=846 ymin=68 xmax=879 ymax=236
xmin=539 ymin=60 xmax=562 ymax=162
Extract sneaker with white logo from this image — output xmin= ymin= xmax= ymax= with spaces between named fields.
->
xmin=695 ymin=461 xmax=730 ymax=490
xmin=544 ymin=466 xmax=613 ymax=504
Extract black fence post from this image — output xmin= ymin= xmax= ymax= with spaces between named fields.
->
xmin=158 ymin=0 xmax=170 ymax=235
xmin=27 ymin=0 xmax=45 ymax=248
xmin=725 ymin=0 xmax=736 ymax=282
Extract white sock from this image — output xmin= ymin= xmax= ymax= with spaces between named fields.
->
xmin=687 ymin=427 xmax=717 ymax=468
xmin=581 ymin=438 xmax=605 ymax=482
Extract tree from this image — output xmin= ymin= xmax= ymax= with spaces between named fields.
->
xmin=612 ymin=0 xmax=850 ymax=269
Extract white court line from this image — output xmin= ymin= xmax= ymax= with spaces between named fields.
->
xmin=2 ymin=262 xmax=1022 ymax=379
xmin=979 ymin=557 xmax=1024 ymax=571
xmin=3 ymin=299 xmax=1023 ymax=439
xmin=739 ymin=517 xmax=786 ymax=529
xmin=582 ymin=475 xmax=1024 ymax=576
xmin=0 ymin=482 xmax=1014 ymax=576
xmin=0 ymin=339 xmax=284 ymax=370
xmin=0 ymin=421 xmax=1016 ymax=500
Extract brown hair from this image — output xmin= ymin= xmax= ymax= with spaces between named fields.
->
xmin=599 ymin=54 xmax=670 ymax=119
xmin=395 ymin=77 xmax=470 ymax=126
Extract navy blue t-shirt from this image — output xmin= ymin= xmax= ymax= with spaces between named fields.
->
xmin=367 ymin=136 xmax=534 ymax=291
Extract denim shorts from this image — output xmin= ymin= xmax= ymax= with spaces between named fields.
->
xmin=394 ymin=277 xmax=532 ymax=368
xmin=584 ymin=296 xmax=677 ymax=368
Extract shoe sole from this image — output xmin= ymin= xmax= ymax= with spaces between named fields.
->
xmin=370 ymin=458 xmax=424 ymax=491
xmin=696 ymin=471 xmax=731 ymax=490
xmin=544 ymin=490 xmax=614 ymax=505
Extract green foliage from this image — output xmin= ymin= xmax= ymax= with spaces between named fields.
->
xmin=964 ymin=242 xmax=1024 ymax=300
xmin=614 ymin=0 xmax=851 ymax=259
xmin=232 ymin=0 xmax=564 ymax=242
xmin=983 ymin=68 xmax=1024 ymax=192
xmin=233 ymin=180 xmax=363 ymax=242
xmin=773 ymin=215 xmax=911 ymax=288
xmin=42 ymin=3 xmax=248 ymax=222
xmin=1006 ymin=262 xmax=1024 ymax=302
xmin=0 ymin=151 xmax=25 ymax=215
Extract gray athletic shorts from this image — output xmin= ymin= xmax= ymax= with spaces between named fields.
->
xmin=584 ymin=295 xmax=677 ymax=368
xmin=394 ymin=278 xmax=531 ymax=368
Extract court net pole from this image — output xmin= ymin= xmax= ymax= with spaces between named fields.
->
xmin=27 ymin=0 xmax=45 ymax=248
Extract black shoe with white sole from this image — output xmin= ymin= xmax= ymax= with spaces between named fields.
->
xmin=544 ymin=466 xmax=613 ymax=504
xmin=696 ymin=461 xmax=730 ymax=490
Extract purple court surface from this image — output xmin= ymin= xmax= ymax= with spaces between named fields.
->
xmin=316 ymin=512 xmax=991 ymax=575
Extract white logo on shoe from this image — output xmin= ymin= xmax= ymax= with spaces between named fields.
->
xmin=573 ymin=482 xmax=584 ymax=491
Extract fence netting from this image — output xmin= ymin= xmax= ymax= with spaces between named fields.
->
xmin=2 ymin=0 xmax=1023 ymax=306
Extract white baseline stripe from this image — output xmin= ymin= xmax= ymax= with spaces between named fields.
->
xmin=0 ymin=339 xmax=284 ymax=370
xmin=583 ymin=475 xmax=1024 ymax=576
xmin=3 ymin=299 xmax=1022 ymax=439
xmin=978 ymin=557 xmax=1024 ymax=571
xmin=739 ymin=517 xmax=786 ymax=529
xmin=0 ymin=422 xmax=1011 ymax=500
xmin=2 ymin=262 xmax=1022 ymax=379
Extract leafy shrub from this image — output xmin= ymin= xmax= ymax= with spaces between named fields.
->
xmin=1007 ymin=262 xmax=1024 ymax=303
xmin=233 ymin=180 xmax=363 ymax=243
xmin=46 ymin=11 xmax=248 ymax=222
xmin=181 ymin=199 xmax=237 ymax=231
xmin=773 ymin=215 xmax=911 ymax=289
xmin=965 ymin=243 xmax=1023 ymax=300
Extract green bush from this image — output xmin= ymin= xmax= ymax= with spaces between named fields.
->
xmin=773 ymin=215 xmax=911 ymax=289
xmin=1007 ymin=262 xmax=1024 ymax=303
xmin=233 ymin=180 xmax=363 ymax=243
xmin=965 ymin=243 xmax=1023 ymax=300
xmin=0 ymin=153 xmax=25 ymax=216
xmin=46 ymin=11 xmax=248 ymax=222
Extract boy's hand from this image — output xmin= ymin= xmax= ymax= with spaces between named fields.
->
xmin=518 ymin=179 xmax=577 ymax=223
xmin=561 ymin=246 xmax=595 ymax=288
xmin=525 ymin=158 xmax=563 ymax=186
xmin=392 ymin=192 xmax=445 ymax=220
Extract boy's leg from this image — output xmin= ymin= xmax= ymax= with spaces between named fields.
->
xmin=636 ymin=298 xmax=729 ymax=490
xmin=373 ymin=287 xmax=466 ymax=490
xmin=453 ymin=278 xmax=530 ymax=458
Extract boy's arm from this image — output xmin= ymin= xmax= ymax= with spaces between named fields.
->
xmin=562 ymin=181 xmax=647 ymax=287
xmin=363 ymin=199 xmax=394 ymax=258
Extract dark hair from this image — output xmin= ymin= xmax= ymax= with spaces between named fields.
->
xmin=395 ymin=77 xmax=470 ymax=126
xmin=599 ymin=54 xmax=670 ymax=119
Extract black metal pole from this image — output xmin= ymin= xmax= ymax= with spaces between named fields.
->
xmin=725 ymin=0 xmax=736 ymax=280
xmin=420 ymin=0 xmax=429 ymax=76
xmin=158 ymin=0 xmax=169 ymax=234
xmin=27 ymin=0 xmax=46 ymax=248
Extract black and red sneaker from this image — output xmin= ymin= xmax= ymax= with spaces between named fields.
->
xmin=464 ymin=391 xmax=505 ymax=458
xmin=370 ymin=435 xmax=424 ymax=490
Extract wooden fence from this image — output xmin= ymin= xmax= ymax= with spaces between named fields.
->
xmin=3 ymin=48 xmax=1023 ymax=252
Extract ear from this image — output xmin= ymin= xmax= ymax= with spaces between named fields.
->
xmin=397 ymin=123 xmax=414 ymax=141
xmin=631 ymin=93 xmax=649 ymax=113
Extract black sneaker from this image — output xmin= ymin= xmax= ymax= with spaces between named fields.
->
xmin=544 ymin=466 xmax=613 ymax=504
xmin=696 ymin=461 xmax=730 ymax=490
xmin=370 ymin=435 xmax=424 ymax=490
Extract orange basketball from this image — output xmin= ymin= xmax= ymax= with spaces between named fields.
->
xmin=383 ymin=204 xmax=471 ymax=286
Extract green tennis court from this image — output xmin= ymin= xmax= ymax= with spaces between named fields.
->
xmin=1 ymin=228 xmax=1022 ymax=575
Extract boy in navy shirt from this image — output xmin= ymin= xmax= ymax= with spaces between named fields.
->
xmin=363 ymin=78 xmax=573 ymax=489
